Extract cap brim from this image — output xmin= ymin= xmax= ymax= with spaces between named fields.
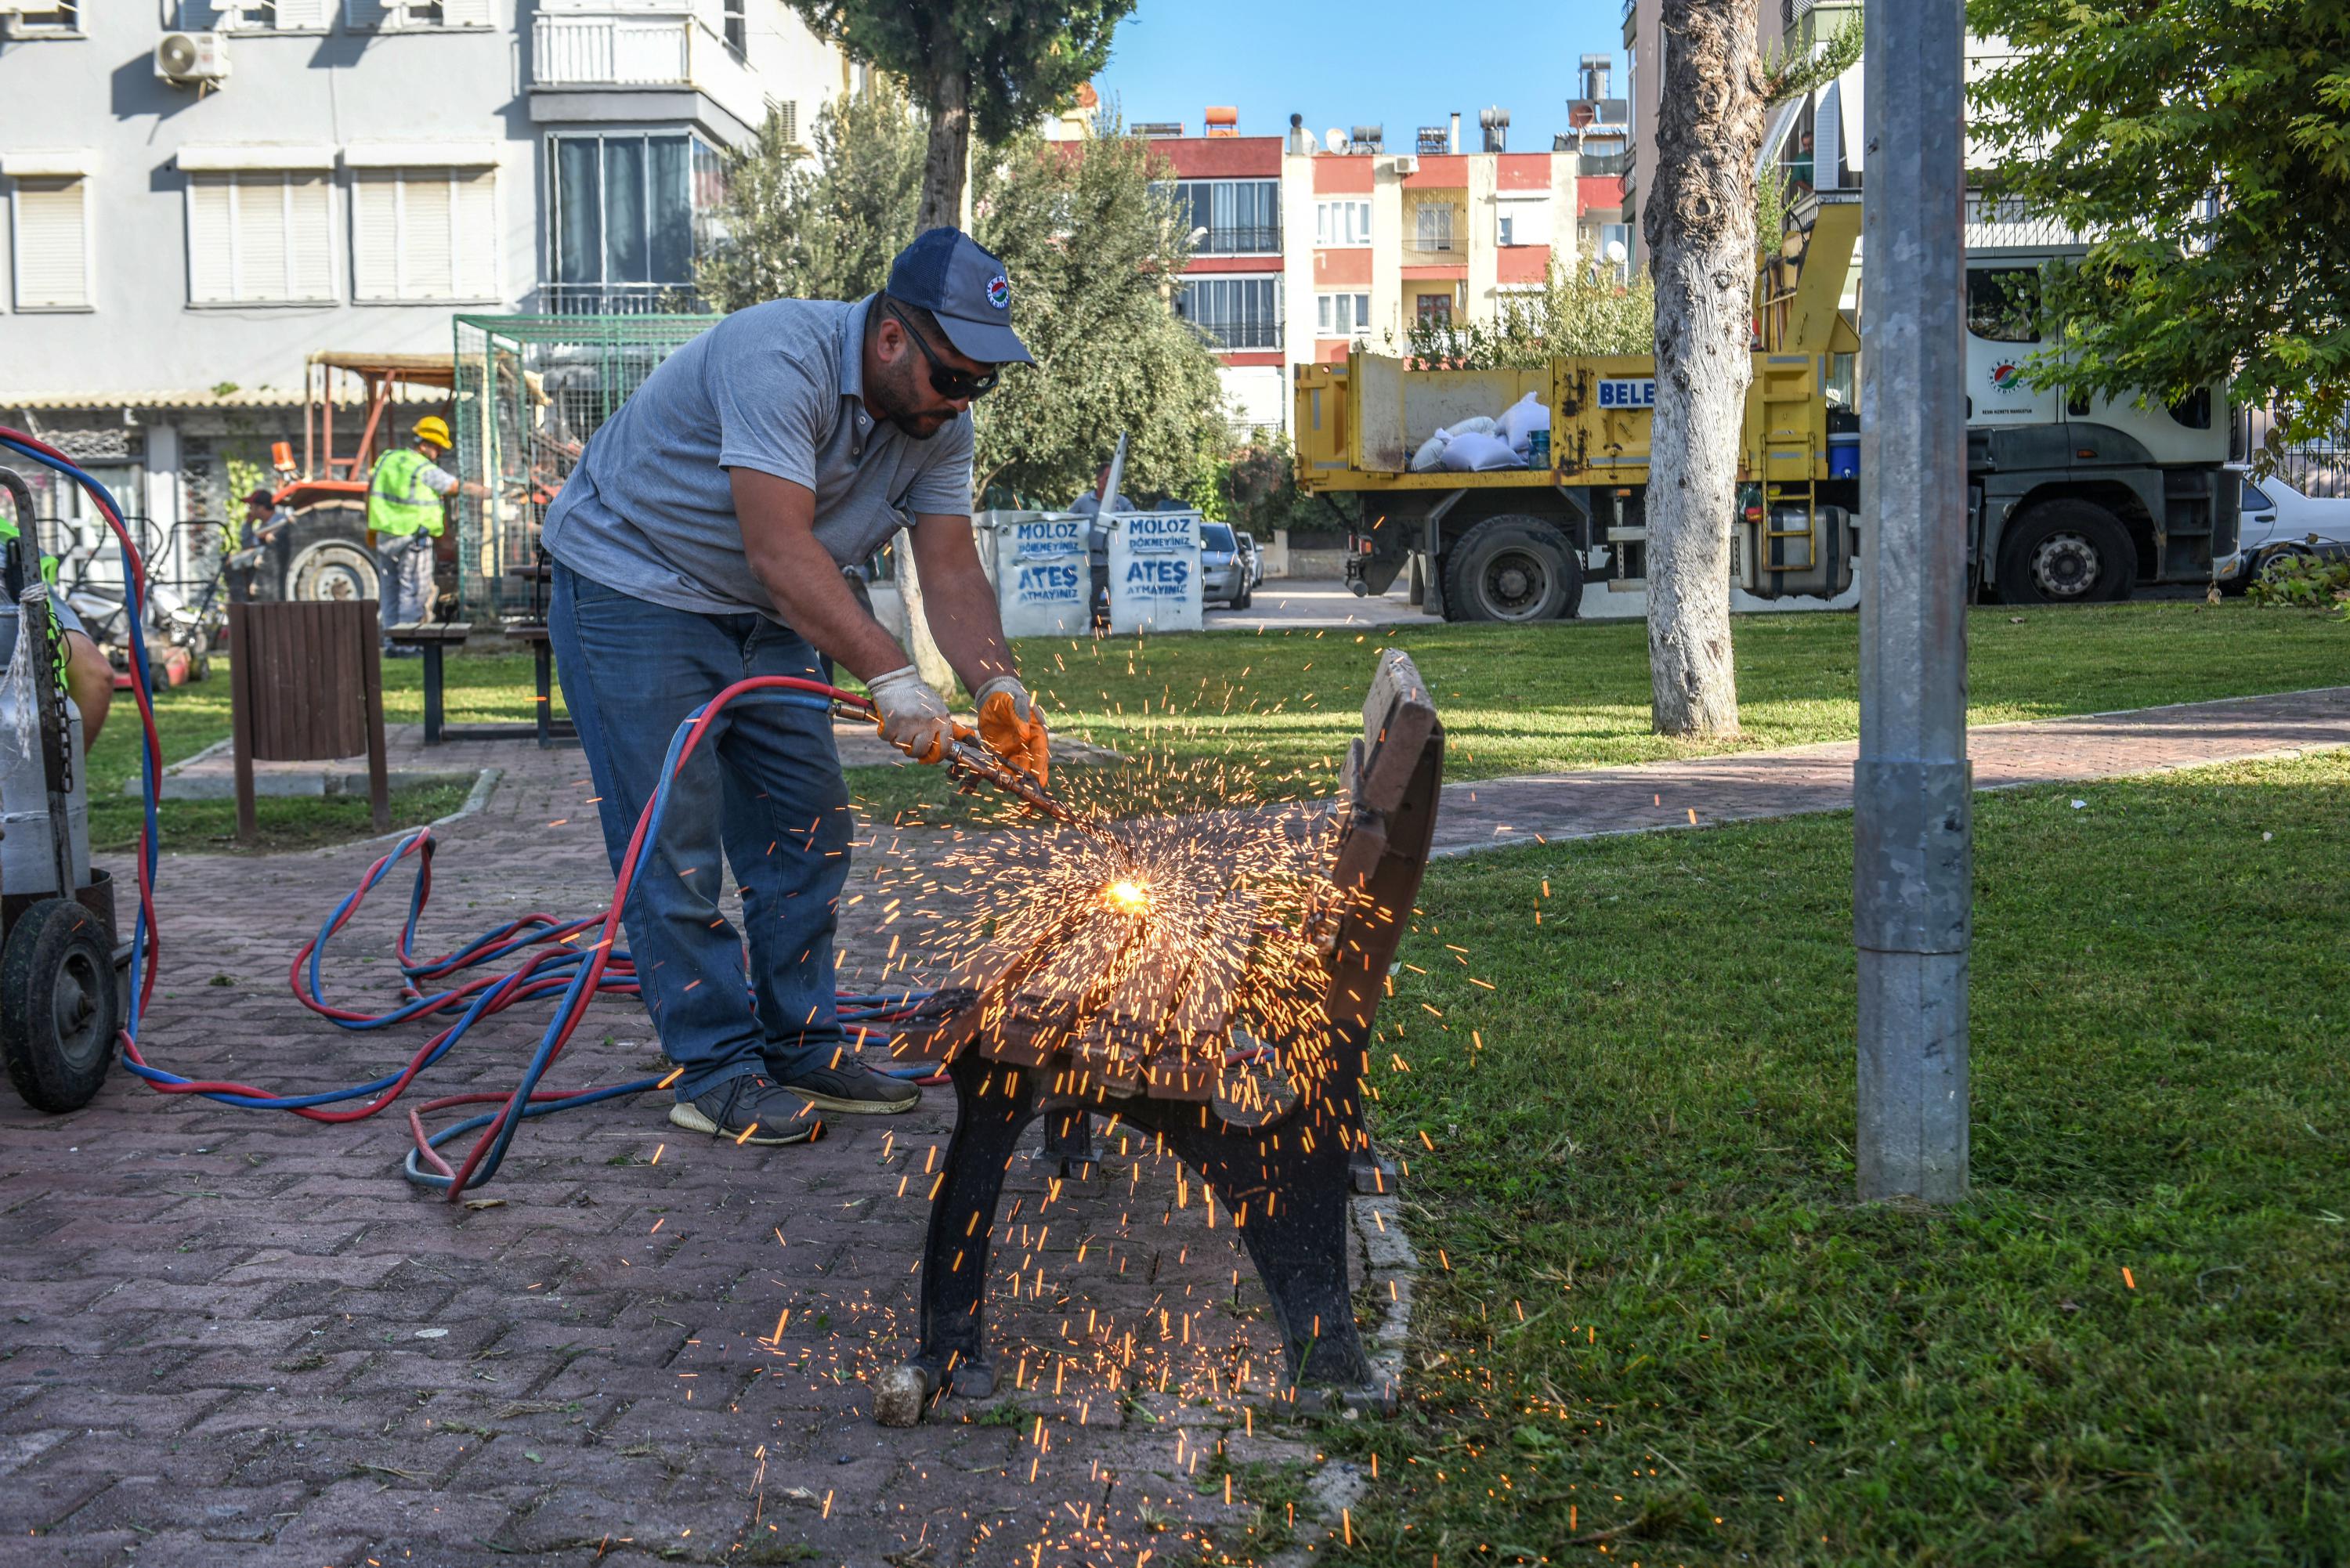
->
xmin=933 ymin=312 xmax=1035 ymax=367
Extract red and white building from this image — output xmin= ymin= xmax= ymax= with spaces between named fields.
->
xmin=1141 ymin=108 xmax=1622 ymax=436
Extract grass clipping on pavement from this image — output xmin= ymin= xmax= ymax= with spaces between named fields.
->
xmin=1329 ymin=753 xmax=2349 ymax=1565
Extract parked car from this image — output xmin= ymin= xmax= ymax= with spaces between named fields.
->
xmin=1233 ymin=528 xmax=1264 ymax=590
xmin=1200 ymin=521 xmax=1252 ymax=609
xmin=2217 ymin=468 xmax=2350 ymax=591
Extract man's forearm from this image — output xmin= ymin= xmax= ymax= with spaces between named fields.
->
xmin=733 ymin=468 xmax=912 ymax=681
xmin=749 ymin=526 xmax=911 ymax=681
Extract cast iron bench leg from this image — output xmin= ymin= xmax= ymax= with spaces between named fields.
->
xmin=421 ymin=641 xmax=446 ymax=746
xmin=914 ymin=1050 xmax=1040 ymax=1400
xmin=1155 ymin=1092 xmax=1375 ymax=1389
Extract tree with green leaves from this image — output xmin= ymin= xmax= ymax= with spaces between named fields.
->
xmin=1968 ymin=0 xmax=2350 ymax=456
xmin=967 ymin=123 xmax=1225 ymax=507
xmin=1401 ymin=262 xmax=1657 ymax=368
xmin=784 ymin=0 xmax=1133 ymax=237
xmin=1642 ymin=7 xmax=1860 ymax=739
xmin=695 ymin=79 xmax=926 ymax=312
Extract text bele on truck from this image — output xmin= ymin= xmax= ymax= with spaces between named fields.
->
xmin=1293 ymin=192 xmax=2238 ymax=620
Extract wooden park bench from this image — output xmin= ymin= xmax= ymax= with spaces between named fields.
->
xmin=873 ymin=649 xmax=1443 ymax=1423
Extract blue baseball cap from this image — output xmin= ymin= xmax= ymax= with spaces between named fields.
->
xmin=885 ymin=227 xmax=1034 ymax=367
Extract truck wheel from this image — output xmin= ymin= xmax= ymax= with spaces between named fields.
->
xmin=1997 ymin=500 xmax=2136 ymax=605
xmin=1 ymin=899 xmax=121 ymax=1115
xmin=1445 ymin=516 xmax=1582 ymax=622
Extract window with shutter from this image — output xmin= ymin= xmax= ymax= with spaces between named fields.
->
xmin=2 ymin=2 xmax=80 ymax=38
xmin=185 ymin=171 xmax=336 ymax=304
xmin=353 ymin=0 xmax=488 ymax=27
xmin=450 ymin=169 xmax=497 ymax=298
xmin=190 ymin=2 xmax=325 ymax=28
xmin=187 ymin=177 xmax=235 ymax=303
xmin=12 ymin=178 xmax=91 ymax=312
xmin=352 ymin=168 xmax=497 ymax=301
xmin=350 ymin=173 xmax=400 ymax=300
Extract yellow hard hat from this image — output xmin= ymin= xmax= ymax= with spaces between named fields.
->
xmin=413 ymin=415 xmax=453 ymax=449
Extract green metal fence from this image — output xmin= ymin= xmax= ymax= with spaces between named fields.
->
xmin=450 ymin=313 xmax=720 ymax=623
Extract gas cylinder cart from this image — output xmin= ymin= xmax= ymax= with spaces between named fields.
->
xmin=0 ymin=468 xmax=128 ymax=1114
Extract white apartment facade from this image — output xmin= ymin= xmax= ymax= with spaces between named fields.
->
xmin=0 ymin=0 xmax=842 ymax=534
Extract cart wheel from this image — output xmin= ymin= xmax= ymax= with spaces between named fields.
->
xmin=1 ymin=899 xmax=121 ymax=1114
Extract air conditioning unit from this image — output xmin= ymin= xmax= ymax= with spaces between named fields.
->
xmin=1387 ymin=154 xmax=1419 ymax=176
xmin=156 ymin=31 xmax=232 ymax=87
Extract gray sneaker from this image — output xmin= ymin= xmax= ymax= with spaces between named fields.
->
xmin=765 ymin=1053 xmax=921 ymax=1115
xmin=667 ymin=1073 xmax=822 ymax=1144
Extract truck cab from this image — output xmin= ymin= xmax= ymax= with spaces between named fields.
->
xmin=1963 ymin=211 xmax=2236 ymax=602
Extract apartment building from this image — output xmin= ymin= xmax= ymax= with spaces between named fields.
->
xmin=0 ymin=0 xmax=843 ymax=533
xmin=1144 ymin=110 xmax=1601 ymax=438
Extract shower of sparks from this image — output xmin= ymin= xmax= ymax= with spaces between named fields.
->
xmin=702 ymin=633 xmax=1457 ymax=1568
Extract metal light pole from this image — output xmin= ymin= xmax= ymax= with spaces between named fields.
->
xmin=1854 ymin=0 xmax=1972 ymax=1202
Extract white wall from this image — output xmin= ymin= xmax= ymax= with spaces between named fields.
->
xmin=0 ymin=5 xmax=529 ymax=400
xmin=0 ymin=1 xmax=842 ymax=403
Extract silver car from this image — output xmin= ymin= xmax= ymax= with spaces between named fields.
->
xmin=1200 ymin=521 xmax=1252 ymax=609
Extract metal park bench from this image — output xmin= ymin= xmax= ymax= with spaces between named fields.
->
xmin=874 ymin=649 xmax=1443 ymax=1424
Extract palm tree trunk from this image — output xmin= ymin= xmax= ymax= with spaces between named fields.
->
xmin=1643 ymin=0 xmax=1766 ymax=738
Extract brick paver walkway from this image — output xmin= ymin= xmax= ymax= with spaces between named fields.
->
xmin=3 ymin=738 xmax=1391 ymax=1568
xmin=6 ymin=685 xmax=2342 ymax=1567
xmin=1431 ymin=686 xmax=2350 ymax=855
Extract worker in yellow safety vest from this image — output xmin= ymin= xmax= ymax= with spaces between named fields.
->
xmin=367 ymin=415 xmax=483 ymax=655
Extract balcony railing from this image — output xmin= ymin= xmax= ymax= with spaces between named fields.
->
xmin=542 ymin=282 xmax=709 ymax=316
xmin=1194 ymin=224 xmax=1282 ymax=256
xmin=530 ymin=6 xmax=764 ymax=129
xmin=1188 ymin=319 xmax=1282 ymax=350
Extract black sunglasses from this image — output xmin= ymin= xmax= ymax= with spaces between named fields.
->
xmin=885 ymin=299 xmax=1001 ymax=401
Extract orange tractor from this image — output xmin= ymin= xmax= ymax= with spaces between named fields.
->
xmin=236 ymin=352 xmax=460 ymax=608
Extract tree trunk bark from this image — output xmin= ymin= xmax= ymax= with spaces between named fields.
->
xmin=1643 ymin=0 xmax=1766 ymax=739
xmin=915 ymin=56 xmax=971 ymax=236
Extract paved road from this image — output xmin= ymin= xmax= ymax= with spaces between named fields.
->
xmin=1431 ymin=686 xmax=2350 ymax=855
xmin=1205 ymin=577 xmax=1420 ymax=631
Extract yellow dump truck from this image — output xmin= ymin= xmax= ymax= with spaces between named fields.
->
xmin=1293 ymin=192 xmax=2239 ymax=620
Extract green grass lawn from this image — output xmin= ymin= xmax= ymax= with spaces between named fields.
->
xmin=849 ymin=600 xmax=2348 ymax=827
xmin=85 ymin=652 xmax=555 ymax=854
xmin=1323 ymin=752 xmax=2350 ymax=1566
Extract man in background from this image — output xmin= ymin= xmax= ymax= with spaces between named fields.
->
xmin=366 ymin=417 xmax=483 ymax=651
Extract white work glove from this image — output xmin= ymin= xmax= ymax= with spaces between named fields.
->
xmin=866 ymin=665 xmax=956 ymax=764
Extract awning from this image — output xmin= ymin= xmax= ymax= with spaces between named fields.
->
xmin=342 ymin=142 xmax=502 ymax=169
xmin=1835 ymin=62 xmax=1866 ymax=174
xmin=0 ymin=150 xmax=97 ymax=179
xmin=175 ymin=144 xmax=338 ymax=172
xmin=1753 ymin=97 xmax=1805 ymax=182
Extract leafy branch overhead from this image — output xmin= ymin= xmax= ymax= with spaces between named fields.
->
xmin=785 ymin=0 xmax=1136 ymax=230
xmin=1967 ymin=0 xmax=2350 ymax=450
xmin=1765 ymin=14 xmax=1862 ymax=107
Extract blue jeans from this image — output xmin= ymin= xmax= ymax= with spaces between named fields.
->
xmin=548 ymin=561 xmax=854 ymax=1100
xmin=376 ymin=532 xmax=436 ymax=642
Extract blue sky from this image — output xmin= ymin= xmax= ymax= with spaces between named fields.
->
xmin=1092 ymin=0 xmax=1627 ymax=155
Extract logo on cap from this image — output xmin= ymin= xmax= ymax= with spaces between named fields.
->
xmin=986 ymin=273 xmax=1010 ymax=312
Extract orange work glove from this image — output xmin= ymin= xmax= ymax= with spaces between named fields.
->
xmin=974 ymin=674 xmax=1050 ymax=787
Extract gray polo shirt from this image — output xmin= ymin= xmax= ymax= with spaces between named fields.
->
xmin=540 ymin=295 xmax=974 ymax=620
